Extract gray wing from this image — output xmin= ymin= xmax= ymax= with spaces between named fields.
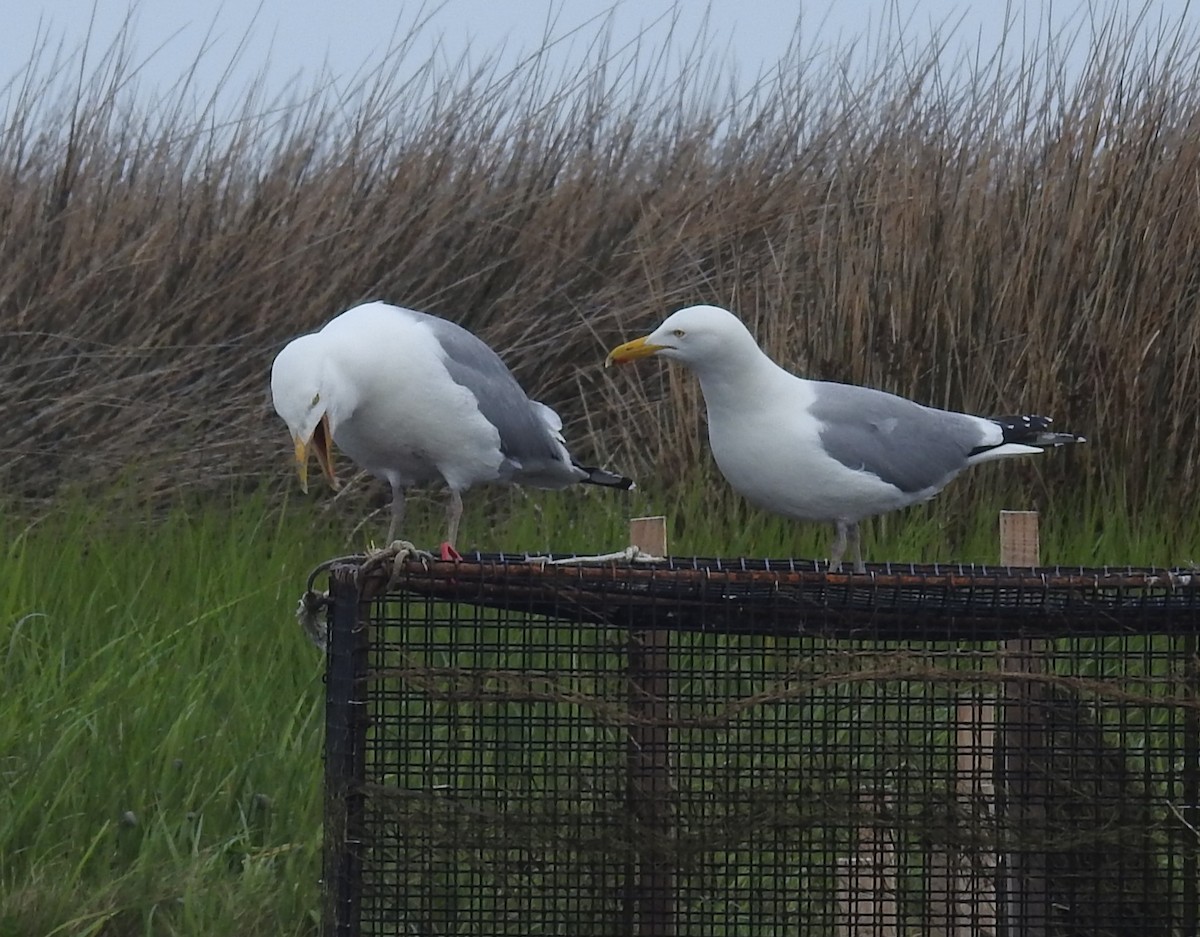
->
xmin=415 ymin=311 xmax=563 ymax=463
xmin=810 ymin=382 xmax=989 ymax=493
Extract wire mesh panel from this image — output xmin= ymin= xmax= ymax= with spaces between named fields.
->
xmin=323 ymin=556 xmax=1200 ymax=937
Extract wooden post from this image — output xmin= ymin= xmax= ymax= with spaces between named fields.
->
xmin=999 ymin=511 xmax=1040 ymax=569
xmin=837 ymin=791 xmax=899 ymax=936
xmin=929 ymin=514 xmax=1042 ymax=936
xmin=946 ymin=697 xmax=998 ymax=936
xmin=629 ymin=516 xmax=668 ymax=559
xmin=925 ymin=691 xmax=999 ymax=936
xmin=624 ymin=517 xmax=675 ymax=937
xmin=998 ymin=510 xmax=1048 ymax=936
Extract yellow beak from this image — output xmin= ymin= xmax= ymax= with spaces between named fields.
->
xmin=293 ymin=436 xmax=311 ymax=493
xmin=604 ymin=335 xmax=668 ymax=367
xmin=292 ymin=413 xmax=339 ymax=494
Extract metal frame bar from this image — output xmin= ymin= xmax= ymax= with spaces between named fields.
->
xmin=323 ymin=564 xmax=369 ymax=937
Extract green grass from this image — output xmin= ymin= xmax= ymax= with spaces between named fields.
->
xmin=0 ymin=493 xmax=338 ymax=936
xmin=1 ymin=482 xmax=1195 ymax=935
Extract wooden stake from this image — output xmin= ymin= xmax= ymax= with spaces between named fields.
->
xmin=837 ymin=791 xmax=899 ymax=937
xmin=629 ymin=515 xmax=668 ymax=557
xmin=933 ymin=513 xmax=1041 ymax=935
xmin=625 ymin=516 xmax=674 ymax=935
xmin=999 ymin=510 xmax=1048 ymax=935
xmin=999 ymin=511 xmax=1040 ymax=567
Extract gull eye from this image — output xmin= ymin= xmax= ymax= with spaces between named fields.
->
xmin=311 ymin=393 xmax=321 ymax=407
xmin=672 ymin=329 xmax=686 ymax=338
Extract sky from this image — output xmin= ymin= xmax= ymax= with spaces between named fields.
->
xmin=2 ymin=1 xmax=1198 ymax=119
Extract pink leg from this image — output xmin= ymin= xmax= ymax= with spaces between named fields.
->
xmin=439 ymin=489 xmax=464 ymax=561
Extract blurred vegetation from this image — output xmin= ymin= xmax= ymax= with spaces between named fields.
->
xmin=1 ymin=3 xmax=1197 ymax=533
xmin=3 ymin=5 xmax=1200 ymax=933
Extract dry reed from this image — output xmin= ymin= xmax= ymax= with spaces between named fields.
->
xmin=1 ymin=9 xmax=1198 ymax=518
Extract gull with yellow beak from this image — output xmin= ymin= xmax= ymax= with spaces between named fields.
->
xmin=271 ymin=301 xmax=633 ymax=558
xmin=606 ymin=304 xmax=1084 ymax=571
xmin=273 ymin=332 xmax=340 ymax=497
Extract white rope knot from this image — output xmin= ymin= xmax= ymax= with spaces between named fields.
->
xmin=361 ymin=539 xmax=435 ymax=584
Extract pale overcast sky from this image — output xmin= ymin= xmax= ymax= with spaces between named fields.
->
xmin=3 ymin=1 xmax=1198 ymax=115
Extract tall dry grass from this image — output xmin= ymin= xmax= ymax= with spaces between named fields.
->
xmin=2 ymin=10 xmax=1199 ymax=519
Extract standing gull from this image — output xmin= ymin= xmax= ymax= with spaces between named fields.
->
xmin=272 ymin=301 xmax=633 ymax=559
xmin=606 ymin=304 xmax=1084 ymax=572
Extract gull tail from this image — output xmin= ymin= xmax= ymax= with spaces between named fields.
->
xmin=989 ymin=413 xmax=1087 ymax=448
xmin=574 ymin=462 xmax=636 ymax=490
xmin=968 ymin=414 xmax=1086 ymax=463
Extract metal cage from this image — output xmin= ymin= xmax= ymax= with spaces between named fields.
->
xmin=322 ymin=554 xmax=1200 ymax=936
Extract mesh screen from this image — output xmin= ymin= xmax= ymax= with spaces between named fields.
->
xmin=324 ymin=555 xmax=1200 ymax=937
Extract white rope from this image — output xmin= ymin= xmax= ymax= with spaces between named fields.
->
xmin=296 ymin=540 xmax=433 ymax=651
xmin=361 ymin=540 xmax=435 ymax=582
xmin=521 ymin=545 xmax=665 ymax=566
xmin=296 ymin=543 xmax=665 ymax=650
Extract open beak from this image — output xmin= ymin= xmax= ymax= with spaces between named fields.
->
xmin=293 ymin=413 xmax=339 ymax=493
xmin=604 ymin=335 xmax=668 ymax=367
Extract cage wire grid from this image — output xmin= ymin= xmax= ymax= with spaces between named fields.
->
xmin=322 ymin=554 xmax=1200 ymax=937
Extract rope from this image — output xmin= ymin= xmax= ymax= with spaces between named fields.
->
xmin=520 ymin=545 xmax=665 ymax=566
xmin=296 ymin=541 xmax=434 ymax=651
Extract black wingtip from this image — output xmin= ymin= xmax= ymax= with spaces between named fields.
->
xmin=575 ymin=463 xmax=636 ymax=490
xmin=990 ymin=413 xmax=1086 ymax=447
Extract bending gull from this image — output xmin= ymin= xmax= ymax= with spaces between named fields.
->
xmin=606 ymin=304 xmax=1084 ymax=572
xmin=272 ymin=301 xmax=633 ymax=558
